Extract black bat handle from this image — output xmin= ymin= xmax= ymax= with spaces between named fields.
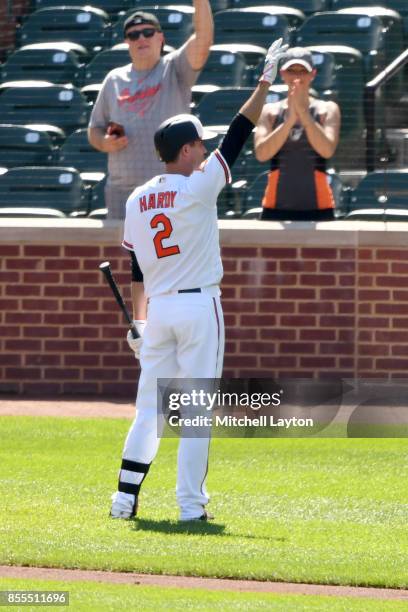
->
xmin=99 ymin=261 xmax=139 ymax=339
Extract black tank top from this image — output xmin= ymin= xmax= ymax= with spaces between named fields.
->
xmin=269 ymin=99 xmax=328 ymax=211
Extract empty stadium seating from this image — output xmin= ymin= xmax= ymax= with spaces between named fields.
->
xmin=214 ymin=9 xmax=291 ymax=47
xmin=196 ymin=87 xmax=252 ymax=127
xmin=229 ymin=0 xmax=330 ymax=14
xmin=196 ymin=46 xmax=248 ymax=88
xmin=0 ymin=166 xmax=89 ymax=216
xmin=0 ymin=83 xmax=89 ymax=134
xmin=347 ymin=169 xmax=408 ymax=219
xmin=111 ymin=7 xmax=194 ymax=47
xmin=0 ymin=124 xmax=56 ymax=168
xmin=33 ymin=0 xmax=133 ymax=16
xmin=17 ymin=7 xmax=111 ymax=55
xmin=58 ymin=128 xmax=107 ymax=173
xmin=1 ymin=43 xmax=85 ymax=85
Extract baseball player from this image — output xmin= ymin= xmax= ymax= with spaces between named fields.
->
xmin=110 ymin=38 xmax=289 ymax=521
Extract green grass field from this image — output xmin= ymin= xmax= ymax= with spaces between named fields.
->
xmin=1 ymin=416 xmax=408 ymax=590
xmin=0 ymin=579 xmax=406 ymax=611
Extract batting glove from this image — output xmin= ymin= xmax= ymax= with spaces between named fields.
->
xmin=127 ymin=320 xmax=146 ymax=360
xmin=259 ymin=38 xmax=289 ymax=85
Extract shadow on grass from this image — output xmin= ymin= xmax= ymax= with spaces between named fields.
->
xmin=130 ymin=518 xmax=226 ymax=536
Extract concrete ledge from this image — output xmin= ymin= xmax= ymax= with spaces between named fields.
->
xmin=2 ymin=217 xmax=408 ymax=247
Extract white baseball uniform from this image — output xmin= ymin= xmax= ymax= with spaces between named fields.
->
xmin=119 ymin=149 xmax=231 ymax=520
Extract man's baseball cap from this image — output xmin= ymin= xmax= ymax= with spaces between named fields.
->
xmin=154 ymin=114 xmax=217 ymax=162
xmin=123 ymin=11 xmax=161 ymax=36
xmin=280 ymin=47 xmax=314 ymax=72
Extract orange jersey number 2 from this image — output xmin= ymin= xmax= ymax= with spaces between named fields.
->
xmin=151 ymin=213 xmax=180 ymax=259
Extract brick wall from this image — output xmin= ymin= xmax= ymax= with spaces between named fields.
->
xmin=0 ymin=0 xmax=31 ymax=61
xmin=0 ymin=220 xmax=408 ymax=396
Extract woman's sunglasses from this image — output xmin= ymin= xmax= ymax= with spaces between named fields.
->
xmin=126 ymin=28 xmax=159 ymax=41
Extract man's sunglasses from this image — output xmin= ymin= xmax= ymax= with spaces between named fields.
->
xmin=126 ymin=28 xmax=159 ymax=41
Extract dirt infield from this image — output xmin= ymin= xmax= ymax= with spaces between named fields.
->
xmin=1 ymin=397 xmax=407 ymax=601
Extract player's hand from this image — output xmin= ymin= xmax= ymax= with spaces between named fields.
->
xmin=260 ymin=38 xmax=289 ymax=85
xmin=126 ymin=320 xmax=146 ymax=360
xmin=103 ymin=134 xmax=129 ymax=153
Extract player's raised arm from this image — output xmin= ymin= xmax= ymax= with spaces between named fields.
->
xmin=218 ymin=38 xmax=289 ymax=169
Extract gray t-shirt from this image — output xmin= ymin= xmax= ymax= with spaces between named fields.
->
xmin=89 ymin=47 xmax=199 ymax=189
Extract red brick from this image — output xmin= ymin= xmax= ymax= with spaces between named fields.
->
xmin=223 ymin=301 xmax=257 ymax=313
xmin=22 ymin=299 xmax=59 ymax=310
xmin=320 ymin=289 xmax=354 ymax=301
xmin=24 ymin=382 xmax=61 ymax=395
xmin=63 ymin=327 xmax=99 ymax=338
xmin=65 ymin=354 xmax=99 ymax=366
xmin=25 ymin=246 xmax=61 ymax=257
xmin=339 ymin=248 xmax=355 ymax=259
xmin=391 ymin=346 xmax=408 ymax=356
xmin=280 ymin=260 xmax=316 ymax=272
xmin=320 ymin=316 xmax=354 ymax=327
xmin=392 ymin=318 xmax=408 ymax=329
xmin=300 ymin=329 xmax=336 ymax=341
xmin=64 ymin=272 xmax=100 ymax=284
xmin=262 ymin=329 xmax=296 ymax=340
xmin=320 ymin=343 xmax=354 ymax=355
xmin=0 ymin=326 xmax=20 ymax=337
xmin=0 ymin=354 xmax=21 ymax=365
xmin=0 ymin=382 xmax=20 ymax=394
xmin=227 ymin=328 xmax=256 ymax=340
xmin=376 ymin=276 xmax=407 ymax=288
xmin=280 ymin=342 xmax=315 ymax=354
xmin=224 ymin=355 xmax=258 ymax=367
xmin=320 ymin=261 xmax=355 ymax=273
xmin=359 ymin=344 xmax=389 ymax=356
xmin=222 ymin=247 xmax=258 ymax=257
xmin=26 ymin=354 xmax=61 ymax=366
xmin=102 ymin=383 xmax=135 ymax=397
xmin=84 ymin=368 xmax=119 ymax=379
xmin=280 ymin=288 xmax=316 ymax=300
xmin=376 ymin=304 xmax=408 ymax=315
xmin=259 ymin=301 xmax=295 ymax=313
xmin=359 ymin=317 xmax=389 ymax=328
xmin=220 ymin=287 xmax=236 ymax=299
xmin=83 ymin=259 xmax=111 ymax=271
xmin=359 ymin=289 xmax=390 ymax=301
xmin=393 ymin=291 xmax=408 ymax=301
xmin=358 ymin=331 xmax=372 ymax=342
xmin=280 ymin=315 xmax=316 ymax=326
xmin=24 ymin=272 xmax=60 ymax=283
xmin=338 ymin=330 xmax=356 ymax=342
xmin=102 ymin=327 xmax=128 ymax=339
xmin=358 ymin=249 xmax=373 ymax=260
xmin=103 ymin=246 xmax=124 ymax=258
xmin=260 ymin=356 xmax=296 ymax=367
xmin=65 ymin=246 xmax=100 ymax=257
xmin=240 ymin=287 xmax=277 ymax=299
xmin=301 ymin=248 xmax=337 ymax=259
xmin=62 ymin=299 xmax=99 ymax=312
xmin=6 ymin=313 xmax=42 ymax=324
xmin=45 ymin=259 xmax=80 ymax=270
xmin=45 ymin=340 xmax=80 ymax=351
xmin=300 ymin=357 xmax=335 ymax=368
xmin=45 ymin=368 xmax=80 ymax=380
xmin=222 ymin=259 xmax=237 ymax=272
xmin=6 ymin=257 xmax=42 ymax=270
xmin=83 ymin=286 xmax=112 ymax=298
xmin=223 ymin=314 xmax=237 ymax=327
xmin=376 ymin=358 xmax=408 ymax=369
xmin=240 ymin=315 xmax=276 ymax=327
xmin=0 ymin=299 xmax=18 ymax=310
xmin=44 ymin=314 xmax=81 ymax=325
xmin=6 ymin=285 xmax=41 ymax=297
xmin=338 ymin=303 xmax=355 ymax=314
xmin=44 ymin=286 xmax=81 ymax=297
xmin=83 ymin=313 xmax=119 ymax=325
xmin=300 ymin=274 xmax=336 ymax=286
xmin=6 ymin=339 xmax=41 ymax=350
xmin=261 ymin=248 xmax=297 ymax=258
xmin=339 ymin=276 xmax=356 ymax=287
xmin=375 ymin=331 xmax=406 ymax=343
xmin=359 ymin=304 xmax=371 ymax=314
xmin=102 ymin=355 xmax=138 ymax=367
xmin=240 ymin=260 xmax=277 ymax=273
xmin=0 ymin=245 xmax=20 ymax=255
xmin=225 ymin=341 xmax=237 ymax=353
xmin=359 ymin=277 xmax=373 ymax=287
xmin=83 ymin=340 xmax=120 ymax=352
xmin=62 ymin=382 xmax=100 ymax=394
xmin=24 ymin=327 xmax=60 ymax=338
xmin=0 ymin=271 xmax=20 ymax=282
xmin=6 ymin=367 xmax=42 ymax=379
xmin=240 ymin=341 xmax=276 ymax=354
xmin=377 ymin=249 xmax=408 ymax=260
xmin=392 ymin=262 xmax=408 ymax=274
xmin=298 ymin=302 xmax=335 ymax=314
xmin=224 ymin=274 xmax=266 ymax=286
xmin=358 ymin=262 xmax=388 ymax=273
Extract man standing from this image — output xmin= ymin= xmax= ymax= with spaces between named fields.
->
xmin=254 ymin=47 xmax=341 ymax=220
xmin=110 ymin=39 xmax=289 ymax=522
xmin=88 ymin=3 xmax=213 ymax=219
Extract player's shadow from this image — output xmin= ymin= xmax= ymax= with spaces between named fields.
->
xmin=130 ymin=518 xmax=226 ymax=535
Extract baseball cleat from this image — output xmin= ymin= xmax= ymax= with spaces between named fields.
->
xmin=109 ymin=493 xmax=138 ymax=519
xmin=180 ymin=510 xmax=214 ymax=522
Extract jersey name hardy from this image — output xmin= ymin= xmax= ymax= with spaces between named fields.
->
xmin=139 ymin=191 xmax=177 ymax=213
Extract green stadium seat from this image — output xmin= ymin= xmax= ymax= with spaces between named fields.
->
xmin=347 ymin=169 xmax=408 ymax=217
xmin=243 ymin=170 xmax=268 ymax=212
xmin=1 ymin=43 xmax=85 ymax=86
xmin=0 ymin=124 xmax=56 ymax=168
xmin=58 ymin=128 xmax=107 ymax=173
xmin=331 ymin=0 xmax=408 ymax=16
xmin=111 ymin=7 xmax=193 ymax=47
xmin=296 ymin=12 xmax=387 ymax=79
xmin=196 ymin=46 xmax=248 ymax=88
xmin=17 ymin=7 xmax=111 ymax=55
xmin=82 ymin=46 xmax=130 ymax=87
xmin=196 ymin=87 xmax=252 ymax=127
xmin=218 ymin=5 xmax=305 ymax=33
xmin=89 ymin=175 xmax=107 ymax=218
xmin=0 ymin=83 xmax=89 ymax=134
xmin=135 ymin=0 xmax=229 ymax=11
xmin=229 ymin=0 xmax=329 ymax=14
xmin=0 ymin=166 xmax=89 ymax=216
xmin=33 ymin=0 xmax=133 ymax=17
xmin=214 ymin=9 xmax=291 ymax=47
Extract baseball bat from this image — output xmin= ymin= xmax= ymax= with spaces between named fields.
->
xmin=99 ymin=261 xmax=139 ymax=339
